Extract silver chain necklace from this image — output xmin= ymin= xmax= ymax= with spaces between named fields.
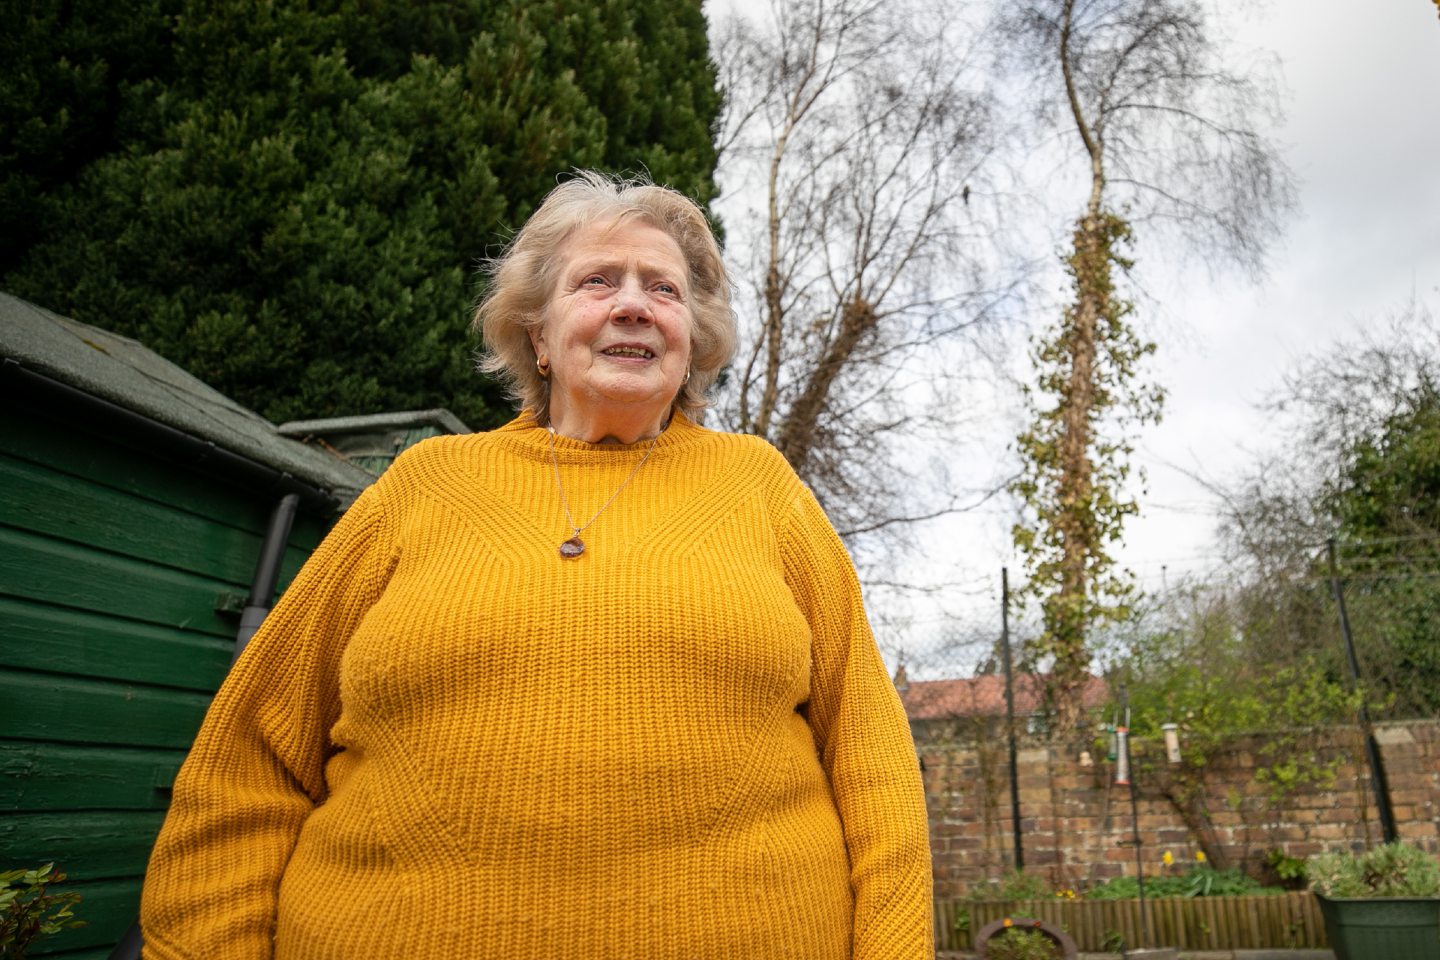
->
xmin=547 ymin=426 xmax=661 ymax=559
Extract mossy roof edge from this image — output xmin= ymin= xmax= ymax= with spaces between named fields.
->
xmin=0 ymin=292 xmax=374 ymax=504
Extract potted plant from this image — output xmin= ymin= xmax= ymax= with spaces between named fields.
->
xmin=975 ymin=917 xmax=1078 ymax=960
xmin=1307 ymin=841 xmax=1440 ymax=960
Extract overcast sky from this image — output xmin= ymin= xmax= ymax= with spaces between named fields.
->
xmin=1117 ymin=0 xmax=1440 ymax=588
xmin=704 ymin=0 xmax=1440 ymax=664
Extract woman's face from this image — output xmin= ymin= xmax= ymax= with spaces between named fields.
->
xmin=531 ymin=219 xmax=694 ymax=439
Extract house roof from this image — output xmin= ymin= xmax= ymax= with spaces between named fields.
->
xmin=0 ymin=292 xmax=374 ymax=505
xmin=898 ymin=671 xmax=1110 ymax=721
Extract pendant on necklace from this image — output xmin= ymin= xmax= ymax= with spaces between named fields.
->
xmin=559 ymin=536 xmax=586 ymax=559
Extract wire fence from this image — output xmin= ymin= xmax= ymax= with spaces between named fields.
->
xmin=1322 ymin=534 xmax=1440 ymax=722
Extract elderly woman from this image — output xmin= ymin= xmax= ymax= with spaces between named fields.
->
xmin=140 ymin=171 xmax=932 ymax=958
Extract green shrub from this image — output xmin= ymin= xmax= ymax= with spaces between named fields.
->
xmin=1 ymin=864 xmax=86 ymax=959
xmin=1308 ymin=842 xmax=1440 ymax=898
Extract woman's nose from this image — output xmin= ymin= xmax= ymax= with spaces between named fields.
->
xmin=610 ymin=277 xmax=654 ymax=322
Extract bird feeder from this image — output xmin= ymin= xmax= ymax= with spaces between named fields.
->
xmin=1162 ymin=723 xmax=1181 ymax=764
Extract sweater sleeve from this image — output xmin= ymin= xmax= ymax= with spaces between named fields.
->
xmin=140 ymin=482 xmax=390 ymax=960
xmin=779 ymin=485 xmax=934 ymax=960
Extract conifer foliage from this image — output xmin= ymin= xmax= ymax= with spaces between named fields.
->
xmin=0 ymin=0 xmax=720 ymax=427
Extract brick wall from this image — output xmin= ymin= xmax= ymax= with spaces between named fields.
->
xmin=916 ymin=718 xmax=1440 ymax=899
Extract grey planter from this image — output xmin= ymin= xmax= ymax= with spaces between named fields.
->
xmin=1314 ymin=893 xmax=1440 ymax=960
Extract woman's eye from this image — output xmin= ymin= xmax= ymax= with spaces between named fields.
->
xmin=583 ymin=274 xmax=607 ymax=286
xmin=655 ymin=282 xmax=677 ymax=295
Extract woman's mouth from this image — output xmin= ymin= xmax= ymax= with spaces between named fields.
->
xmin=601 ymin=345 xmax=656 ymax=359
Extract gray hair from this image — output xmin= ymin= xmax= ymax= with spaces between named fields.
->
xmin=475 ymin=170 xmax=736 ymax=425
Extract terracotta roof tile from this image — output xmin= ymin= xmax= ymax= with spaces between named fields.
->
xmin=898 ymin=673 xmax=1109 ymax=721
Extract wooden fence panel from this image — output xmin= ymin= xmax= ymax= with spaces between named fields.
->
xmin=938 ymin=892 xmax=1327 ymax=951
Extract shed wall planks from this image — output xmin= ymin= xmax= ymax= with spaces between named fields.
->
xmin=0 ymin=742 xmax=181 ymax=811
xmin=0 ymin=597 xmax=231 ymax=690
xmin=0 ymin=409 xmax=331 ymax=957
xmin=0 ymin=669 xmax=214 ymax=748
xmin=0 ymin=453 xmax=314 ymax=584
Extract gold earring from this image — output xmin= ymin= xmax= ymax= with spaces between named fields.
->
xmin=537 ymin=357 xmax=550 ymax=379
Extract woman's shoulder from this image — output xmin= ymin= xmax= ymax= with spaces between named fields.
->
xmin=677 ymin=418 xmax=813 ymax=506
xmin=375 ymin=412 xmax=801 ymax=489
xmin=363 ymin=428 xmax=514 ymax=504
xmin=681 ymin=417 xmax=795 ymax=471
xmin=379 ymin=432 xmax=480 ymax=476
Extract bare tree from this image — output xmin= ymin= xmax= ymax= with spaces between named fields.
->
xmin=713 ymin=0 xmax=1014 ymax=554
xmin=1004 ymin=0 xmax=1295 ymax=734
xmin=1211 ymin=304 xmax=1440 ymax=709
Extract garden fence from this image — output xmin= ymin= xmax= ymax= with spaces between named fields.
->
xmin=936 ymin=892 xmax=1327 ymax=952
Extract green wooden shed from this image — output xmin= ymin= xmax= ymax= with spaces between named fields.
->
xmin=0 ymin=293 xmax=384 ymax=957
xmin=277 ymin=408 xmax=471 ymax=476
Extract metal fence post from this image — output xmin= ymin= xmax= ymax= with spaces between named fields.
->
xmin=1001 ymin=567 xmax=1023 ymax=871
xmin=1326 ymin=537 xmax=1398 ymax=843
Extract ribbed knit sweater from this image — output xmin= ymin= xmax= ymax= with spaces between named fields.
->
xmin=140 ymin=412 xmax=933 ymax=959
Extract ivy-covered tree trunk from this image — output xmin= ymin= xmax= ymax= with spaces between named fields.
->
xmin=1015 ymin=211 xmax=1153 ymax=735
xmin=1051 ymin=214 xmax=1112 ymax=733
xmin=1012 ymin=0 xmax=1158 ymax=736
xmin=1004 ymin=0 xmax=1289 ymax=736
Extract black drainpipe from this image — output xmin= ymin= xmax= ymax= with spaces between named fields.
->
xmin=234 ymin=493 xmax=301 ymax=662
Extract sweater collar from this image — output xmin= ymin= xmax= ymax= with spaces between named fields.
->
xmin=491 ymin=408 xmax=705 ymax=463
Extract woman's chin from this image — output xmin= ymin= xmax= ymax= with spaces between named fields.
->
xmin=587 ymin=375 xmax=681 ymax=411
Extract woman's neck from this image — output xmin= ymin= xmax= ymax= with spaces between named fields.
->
xmin=546 ymin=407 xmax=672 ymax=445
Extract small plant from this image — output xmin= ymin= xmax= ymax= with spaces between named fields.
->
xmin=983 ymin=926 xmax=1062 ymax=960
xmin=1183 ymin=864 xmax=1260 ymax=897
xmin=1085 ymin=864 xmax=1283 ymax=899
xmin=1264 ymin=848 xmax=1308 ymax=889
xmin=1 ymin=863 xmax=86 ymax=959
xmin=1308 ymin=841 xmax=1440 ymax=898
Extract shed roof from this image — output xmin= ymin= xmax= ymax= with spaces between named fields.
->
xmin=277 ymin=409 xmax=472 ymax=477
xmin=277 ymin=409 xmax=471 ymax=437
xmin=0 ymin=292 xmax=373 ymax=504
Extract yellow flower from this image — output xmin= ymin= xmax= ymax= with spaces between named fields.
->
xmin=1162 ymin=850 xmax=1174 ymax=866
xmin=1196 ymin=851 xmax=1207 ymax=863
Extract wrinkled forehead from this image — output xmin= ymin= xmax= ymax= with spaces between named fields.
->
xmin=554 ymin=213 xmax=688 ymax=270
xmin=569 ymin=209 xmax=671 ymax=248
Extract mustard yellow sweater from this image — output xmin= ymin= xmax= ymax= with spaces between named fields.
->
xmin=140 ymin=413 xmax=932 ymax=959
